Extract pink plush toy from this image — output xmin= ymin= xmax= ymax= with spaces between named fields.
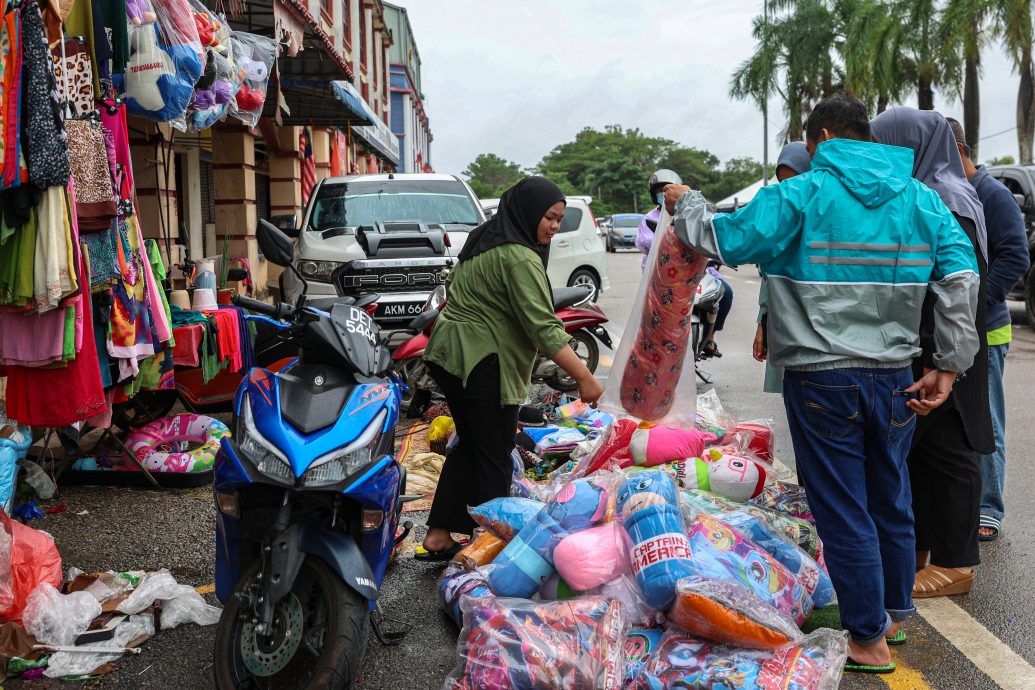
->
xmin=625 ymin=424 xmax=717 ymax=468
xmin=554 ymin=521 xmax=629 ymax=591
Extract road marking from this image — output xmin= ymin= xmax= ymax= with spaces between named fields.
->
xmin=882 ymin=650 xmax=932 ymax=690
xmin=195 ymin=583 xmax=215 ymax=595
xmin=600 ymin=354 xmax=613 ymax=368
xmin=916 ymin=598 xmax=1035 ymax=690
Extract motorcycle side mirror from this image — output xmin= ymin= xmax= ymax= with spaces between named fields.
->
xmin=257 ymin=219 xmax=294 ymax=267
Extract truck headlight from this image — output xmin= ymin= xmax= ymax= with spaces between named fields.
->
xmin=238 ymin=394 xmax=293 ymax=483
xmin=302 ymin=410 xmax=388 ymax=487
xmin=298 ymin=260 xmax=344 ymax=283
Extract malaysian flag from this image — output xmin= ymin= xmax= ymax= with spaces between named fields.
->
xmin=300 ymin=127 xmax=317 ymax=206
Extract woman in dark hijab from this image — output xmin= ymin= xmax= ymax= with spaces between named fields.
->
xmin=872 ymin=107 xmax=992 ymax=598
xmin=417 ymin=177 xmax=604 ymax=560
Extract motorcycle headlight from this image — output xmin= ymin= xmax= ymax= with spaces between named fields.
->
xmin=298 ymin=260 xmax=344 ymax=283
xmin=302 ymin=410 xmax=388 ymax=487
xmin=238 ymin=394 xmax=294 ymax=483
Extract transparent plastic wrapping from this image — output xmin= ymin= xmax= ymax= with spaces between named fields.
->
xmin=0 ymin=508 xmax=63 ymax=624
xmin=0 ymin=426 xmax=31 ymax=513
xmin=695 ymin=389 xmax=737 ymax=438
xmin=685 ymin=512 xmax=813 ymax=624
xmin=437 ymin=562 xmax=492 ymax=627
xmin=554 ymin=521 xmax=629 ymax=591
xmin=628 ymin=628 xmax=849 ymax=690
xmin=668 ymin=577 xmax=803 ymax=649
xmin=120 ymin=0 xmax=204 ymax=124
xmin=735 ymin=419 xmax=776 ymax=463
xmin=227 ymin=32 xmax=277 ymax=128
xmin=22 ymin=583 xmax=102 ymax=646
xmin=454 ymin=530 xmax=506 ymax=569
xmin=468 ymin=497 xmax=544 ymax=540
xmin=617 ymin=470 xmax=695 ymax=611
xmin=44 ymin=614 xmax=156 ymax=678
xmin=623 ymin=627 xmax=665 ymax=685
xmin=601 ymin=573 xmax=660 ymax=628
xmin=752 ymin=481 xmax=815 ymax=524
xmin=117 ymin=569 xmax=221 ymax=627
xmin=600 ymin=207 xmax=709 ymax=425
xmin=626 ymin=424 xmax=717 ymax=468
xmin=680 ymin=446 xmax=769 ymax=502
xmin=188 ymin=44 xmax=239 ymax=130
xmin=444 ymin=595 xmax=628 ymax=690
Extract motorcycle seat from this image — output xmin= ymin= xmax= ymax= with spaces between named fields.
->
xmin=552 ymin=286 xmax=592 ymax=310
xmin=309 ymin=296 xmax=356 ymax=311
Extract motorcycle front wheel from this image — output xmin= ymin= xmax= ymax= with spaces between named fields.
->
xmin=214 ymin=557 xmax=369 ymax=690
xmin=548 ymin=329 xmax=600 ymax=392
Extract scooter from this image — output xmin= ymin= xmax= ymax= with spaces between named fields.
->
xmin=392 ymin=284 xmax=612 ymax=418
xmin=691 ymin=265 xmax=727 ymax=384
xmin=212 ymin=220 xmax=410 ymax=689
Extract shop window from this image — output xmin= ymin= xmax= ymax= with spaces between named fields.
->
xmin=320 ymin=0 xmax=333 ymax=23
xmin=343 ymin=0 xmax=351 ymax=43
xmin=360 ymin=10 xmax=367 ymax=69
xmin=200 ymin=159 xmax=214 ymax=225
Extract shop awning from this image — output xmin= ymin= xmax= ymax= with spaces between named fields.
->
xmin=262 ymin=79 xmax=373 ymax=126
xmin=334 ymin=81 xmax=401 ymax=165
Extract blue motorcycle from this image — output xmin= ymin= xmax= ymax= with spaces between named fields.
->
xmin=213 ymin=220 xmax=411 ymax=689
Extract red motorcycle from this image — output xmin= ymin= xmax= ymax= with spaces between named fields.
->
xmin=392 ymin=285 xmax=612 ymax=417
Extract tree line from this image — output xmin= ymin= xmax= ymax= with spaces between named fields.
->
xmin=730 ymin=0 xmax=1035 ymax=162
xmin=463 ymin=126 xmax=763 ymax=217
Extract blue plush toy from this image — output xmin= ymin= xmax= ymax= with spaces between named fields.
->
xmin=546 ymin=477 xmax=609 ymax=531
xmin=618 ymin=470 xmax=695 ymax=611
xmin=487 ymin=508 xmax=567 ymax=598
xmin=120 ymin=22 xmax=203 ymax=122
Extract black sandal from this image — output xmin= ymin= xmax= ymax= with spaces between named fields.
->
xmin=413 ymin=541 xmax=464 ymax=562
xmin=703 ymin=340 xmax=723 ymax=358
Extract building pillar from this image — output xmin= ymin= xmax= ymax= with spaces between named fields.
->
xmin=269 ymin=125 xmax=303 ymax=226
xmin=212 ymin=126 xmax=267 ymax=299
xmin=311 ymin=127 xmax=332 ymax=182
xmin=129 ymin=119 xmax=179 ymax=264
xmin=181 ymin=147 xmax=204 ymax=260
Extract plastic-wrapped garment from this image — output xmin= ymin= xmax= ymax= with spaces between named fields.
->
xmin=624 ymin=627 xmax=665 ymax=685
xmin=437 ymin=562 xmax=492 ymax=627
xmin=469 ymin=496 xmax=543 ymax=540
xmin=116 ymin=569 xmax=220 ymax=628
xmin=444 ymin=595 xmax=628 ymax=690
xmin=0 ymin=508 xmax=63 ymax=623
xmin=226 ymin=31 xmax=276 ymax=128
xmin=617 ymin=470 xmax=695 ymax=611
xmin=118 ymin=0 xmax=203 ymax=124
xmin=600 ymin=207 xmax=709 ymax=424
xmin=668 ymin=577 xmax=803 ymax=649
xmin=21 ymin=583 xmax=102 ymax=646
xmin=628 ymin=628 xmax=848 ymax=690
xmin=0 ymin=425 xmax=30 ymax=513
xmin=44 ymin=614 xmax=155 ymax=678
xmin=752 ymin=481 xmax=815 ymax=523
xmin=454 ymin=530 xmax=506 ymax=568
xmin=686 ymin=513 xmax=813 ymax=625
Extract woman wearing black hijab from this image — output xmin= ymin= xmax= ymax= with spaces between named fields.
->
xmin=417 ymin=177 xmax=604 ymax=559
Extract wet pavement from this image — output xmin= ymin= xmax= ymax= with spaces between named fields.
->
xmin=9 ymin=250 xmax=1035 ymax=689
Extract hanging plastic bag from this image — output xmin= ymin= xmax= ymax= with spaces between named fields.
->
xmin=185 ymin=0 xmax=237 ymax=130
xmin=600 ymin=205 xmax=709 ymax=425
xmin=0 ymin=508 xmax=63 ymax=623
xmin=444 ymin=595 xmax=628 ymax=690
xmin=0 ymin=426 xmax=31 ymax=513
xmin=227 ymin=31 xmax=277 ymax=128
xmin=118 ymin=0 xmax=204 ymax=125
xmin=628 ymin=628 xmax=848 ymax=690
xmin=21 ymin=583 xmax=102 ymax=646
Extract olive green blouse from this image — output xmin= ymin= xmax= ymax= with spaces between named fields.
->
xmin=423 ymin=243 xmax=571 ymax=405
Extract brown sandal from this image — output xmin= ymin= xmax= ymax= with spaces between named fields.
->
xmin=913 ymin=565 xmax=975 ymax=598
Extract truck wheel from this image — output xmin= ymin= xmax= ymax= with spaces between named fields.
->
xmin=1027 ymin=270 xmax=1035 ymax=329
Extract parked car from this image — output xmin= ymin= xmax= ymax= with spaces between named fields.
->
xmin=279 ymin=173 xmax=485 ymax=326
xmin=479 ymin=195 xmax=610 ymax=299
xmin=986 ymin=164 xmax=1035 ymax=326
xmin=608 ymin=213 xmax=644 ymax=252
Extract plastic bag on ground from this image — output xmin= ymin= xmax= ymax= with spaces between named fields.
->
xmin=454 ymin=530 xmax=506 ymax=568
xmin=226 ymin=32 xmax=277 ymax=128
xmin=437 ymin=562 xmax=492 ymax=627
xmin=628 ymin=628 xmax=848 ymax=690
xmin=117 ymin=569 xmax=220 ymax=627
xmin=0 ymin=508 xmax=63 ymax=624
xmin=44 ymin=614 xmax=155 ymax=678
xmin=0 ymin=426 xmax=31 ymax=512
xmin=599 ymin=207 xmax=709 ymax=426
xmin=22 ymin=583 xmax=102 ymax=646
xmin=668 ymin=577 xmax=804 ymax=649
xmin=444 ymin=595 xmax=628 ymax=690
xmin=468 ymin=496 xmax=543 ymax=540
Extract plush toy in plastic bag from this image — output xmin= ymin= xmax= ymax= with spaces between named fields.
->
xmin=546 ymin=476 xmax=611 ymax=531
xmin=119 ymin=0 xmax=204 ymax=125
xmin=444 ymin=595 xmax=628 ymax=690
xmin=686 ymin=513 xmax=813 ymax=624
xmin=683 ymin=447 xmax=769 ymax=501
xmin=437 ymin=562 xmax=492 ymax=627
xmin=617 ymin=470 xmax=695 ymax=611
xmin=227 ymin=32 xmax=277 ymax=128
xmin=554 ymin=521 xmax=629 ymax=591
xmin=0 ymin=425 xmax=31 ymax=513
xmin=752 ymin=481 xmax=815 ymax=523
xmin=469 ymin=496 xmax=543 ymax=540
xmin=486 ymin=508 xmax=567 ymax=598
xmin=628 ymin=628 xmax=849 ymax=690
xmin=736 ymin=420 xmax=776 ymax=463
xmin=627 ymin=424 xmax=717 ymax=468
xmin=668 ymin=577 xmax=804 ymax=649
xmin=188 ymin=45 xmax=238 ymax=130
xmin=454 ymin=530 xmax=506 ymax=569
xmin=600 ymin=206 xmax=709 ymax=425
xmin=624 ymin=627 xmax=666 ymax=685
xmin=0 ymin=508 xmax=63 ymax=623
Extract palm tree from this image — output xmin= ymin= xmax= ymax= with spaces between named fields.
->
xmin=994 ymin=0 xmax=1035 ymax=163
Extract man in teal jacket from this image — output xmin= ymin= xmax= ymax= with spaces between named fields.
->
xmin=664 ymin=95 xmax=979 ymax=672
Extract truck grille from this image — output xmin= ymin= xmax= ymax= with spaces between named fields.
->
xmin=332 ymin=258 xmax=451 ymax=297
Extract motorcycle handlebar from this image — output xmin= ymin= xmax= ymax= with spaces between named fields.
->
xmin=231 ymin=295 xmax=296 ymax=320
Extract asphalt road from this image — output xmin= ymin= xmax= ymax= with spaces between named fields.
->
xmin=10 ymin=249 xmax=1035 ymax=689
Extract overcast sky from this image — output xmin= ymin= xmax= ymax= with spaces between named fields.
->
xmin=402 ymin=1 xmax=1023 ymax=176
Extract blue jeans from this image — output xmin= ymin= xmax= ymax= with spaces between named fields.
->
xmin=979 ymin=343 xmax=1009 ymax=523
xmin=783 ymin=367 xmax=917 ymax=645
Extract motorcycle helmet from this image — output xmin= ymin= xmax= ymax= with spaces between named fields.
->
xmin=648 ymin=168 xmax=683 ymax=200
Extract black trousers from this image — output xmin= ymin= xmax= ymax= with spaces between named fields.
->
xmin=425 ymin=356 xmax=519 ymax=536
xmin=910 ymin=410 xmax=982 ymax=568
